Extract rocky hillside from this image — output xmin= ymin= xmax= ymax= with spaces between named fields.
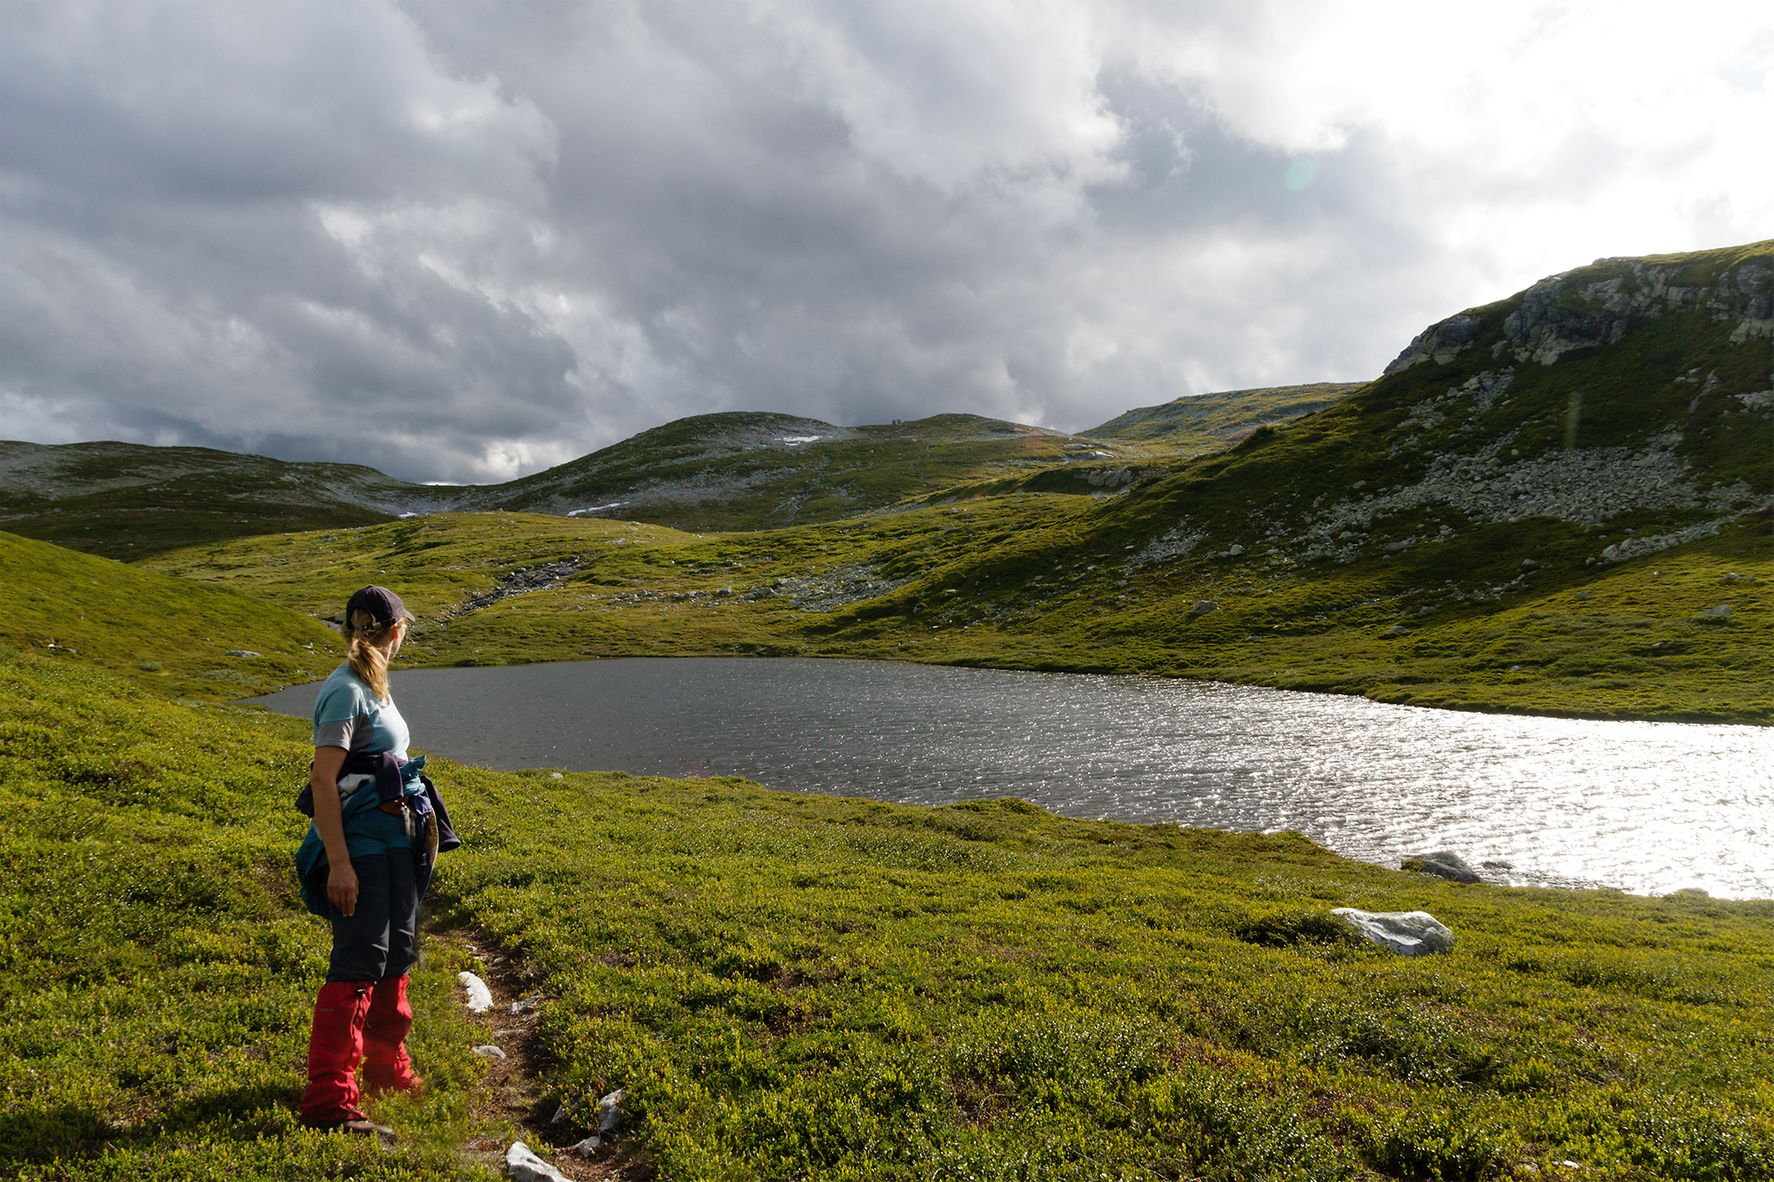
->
xmin=842 ymin=238 xmax=1770 ymax=601
xmin=796 ymin=239 xmax=1772 ymax=718
xmin=1113 ymin=239 xmax=1773 ymax=571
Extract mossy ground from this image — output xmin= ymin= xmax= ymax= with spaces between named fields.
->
xmin=0 ymin=657 xmax=499 ymax=1180
xmin=5 ymin=653 xmax=1773 ymax=1180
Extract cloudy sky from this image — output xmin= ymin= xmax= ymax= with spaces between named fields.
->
xmin=3 ymin=0 xmax=1771 ymax=483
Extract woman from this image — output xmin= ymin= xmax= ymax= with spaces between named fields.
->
xmin=296 ymin=585 xmax=455 ymax=1137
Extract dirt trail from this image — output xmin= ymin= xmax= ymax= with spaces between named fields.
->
xmin=446 ymin=931 xmax=652 ymax=1181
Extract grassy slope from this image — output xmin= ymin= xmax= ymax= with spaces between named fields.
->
xmin=6 ymin=653 xmax=1774 ymax=1181
xmin=145 ymin=500 xmax=1773 ymax=721
xmin=0 ymin=531 xmax=342 ymax=699
xmin=141 ymin=502 xmax=1103 ymax=666
xmin=0 ymin=656 xmax=499 ymax=1180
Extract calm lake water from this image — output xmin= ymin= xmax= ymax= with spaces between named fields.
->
xmin=253 ymin=657 xmax=1774 ymax=899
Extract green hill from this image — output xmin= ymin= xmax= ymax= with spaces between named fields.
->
xmin=0 ymin=440 xmax=445 ymax=559
xmin=0 ymin=413 xmax=1106 ymax=556
xmin=2 ymin=390 xmax=1358 ymax=559
xmin=461 ymin=411 xmax=1097 ymax=528
xmin=0 ymin=530 xmax=341 ymax=697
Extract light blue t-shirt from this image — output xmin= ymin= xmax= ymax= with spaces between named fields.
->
xmin=312 ymin=664 xmax=410 ymax=759
xmin=311 ymin=664 xmax=412 ymax=853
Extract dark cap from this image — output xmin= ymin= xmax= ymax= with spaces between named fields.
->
xmin=344 ymin=585 xmax=415 ymax=630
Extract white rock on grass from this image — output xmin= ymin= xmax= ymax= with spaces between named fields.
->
xmin=562 ymin=1089 xmax=626 ymax=1155
xmin=474 ymin=1044 xmax=507 ymax=1060
xmin=1332 ymin=908 xmax=1455 ymax=956
xmin=505 ymin=1141 xmax=570 ymax=1182
xmin=459 ymin=971 xmax=494 ymax=1012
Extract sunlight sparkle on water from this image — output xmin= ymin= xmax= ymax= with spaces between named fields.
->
xmin=254 ymin=658 xmax=1774 ymax=898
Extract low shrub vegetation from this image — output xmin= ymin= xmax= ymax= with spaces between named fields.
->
xmin=5 ymin=653 xmax=1772 ymax=1179
xmin=140 ymin=504 xmax=1773 ymax=722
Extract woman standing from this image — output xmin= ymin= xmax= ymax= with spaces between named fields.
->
xmin=296 ymin=585 xmax=454 ymax=1137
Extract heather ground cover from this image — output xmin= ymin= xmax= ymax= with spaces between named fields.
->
xmin=5 ymin=651 xmax=1772 ymax=1180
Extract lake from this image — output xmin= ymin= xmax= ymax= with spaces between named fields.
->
xmin=252 ymin=657 xmax=1774 ymax=899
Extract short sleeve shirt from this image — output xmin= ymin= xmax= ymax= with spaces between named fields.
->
xmin=312 ymin=664 xmax=412 ymax=853
xmin=312 ymin=665 xmax=410 ymax=759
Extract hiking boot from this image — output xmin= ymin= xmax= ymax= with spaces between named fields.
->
xmin=307 ymin=1115 xmax=397 ymax=1144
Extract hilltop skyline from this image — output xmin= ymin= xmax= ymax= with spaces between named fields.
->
xmin=3 ymin=0 xmax=1771 ymax=483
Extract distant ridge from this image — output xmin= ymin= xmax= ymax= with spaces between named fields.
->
xmin=0 ymin=389 xmax=1345 ymax=556
xmin=1087 ymin=382 xmax=1365 ymax=444
xmin=453 ymin=410 xmax=1082 ymax=529
xmin=0 ymin=440 xmax=441 ymax=558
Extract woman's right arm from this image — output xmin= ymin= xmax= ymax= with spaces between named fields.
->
xmin=310 ymin=746 xmax=358 ymax=917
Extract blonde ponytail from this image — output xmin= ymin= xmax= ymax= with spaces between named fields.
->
xmin=343 ymin=608 xmax=395 ymax=702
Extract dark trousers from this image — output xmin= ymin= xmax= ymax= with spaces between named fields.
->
xmin=327 ymin=851 xmax=421 ymax=982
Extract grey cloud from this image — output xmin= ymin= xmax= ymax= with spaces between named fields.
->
xmin=395 ymin=0 xmax=1429 ymax=440
xmin=5 ymin=0 xmax=1764 ymax=483
xmin=0 ymin=0 xmax=582 ymax=482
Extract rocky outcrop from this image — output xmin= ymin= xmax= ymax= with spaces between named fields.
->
xmin=506 ymin=1141 xmax=570 ymax=1182
xmin=1284 ymin=251 xmax=1774 ymax=568
xmin=1389 ymin=255 xmax=1774 ymax=376
xmin=1501 ymin=277 xmax=1628 ymax=365
xmin=1383 ymin=313 xmax=1484 ymax=374
xmin=1082 ymin=466 xmax=1135 ymax=489
xmin=1289 ymin=428 xmax=1762 ymax=568
xmin=445 ymin=558 xmax=585 ymax=618
xmin=1402 ymin=851 xmax=1482 ymax=884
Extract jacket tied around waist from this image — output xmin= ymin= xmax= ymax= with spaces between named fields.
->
xmin=293 ymin=750 xmax=460 ymax=918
